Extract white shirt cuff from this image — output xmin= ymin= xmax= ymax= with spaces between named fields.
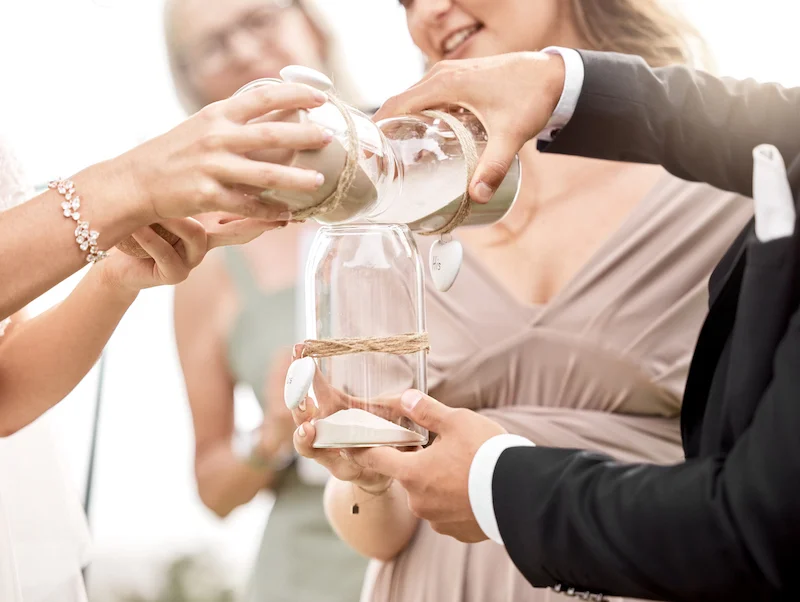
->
xmin=538 ymin=47 xmax=585 ymax=141
xmin=468 ymin=434 xmax=535 ymax=545
xmin=752 ymin=144 xmax=796 ymax=241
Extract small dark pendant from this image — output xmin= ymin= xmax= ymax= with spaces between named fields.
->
xmin=352 ymin=503 xmax=360 ymax=515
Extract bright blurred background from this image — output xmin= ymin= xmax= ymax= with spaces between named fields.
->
xmin=1 ymin=0 xmax=799 ymax=600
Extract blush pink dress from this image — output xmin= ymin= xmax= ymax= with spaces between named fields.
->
xmin=361 ymin=171 xmax=754 ymax=602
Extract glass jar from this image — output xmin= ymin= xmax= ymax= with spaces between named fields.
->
xmin=305 ymin=224 xmax=428 ymax=448
xmin=234 ymin=70 xmax=521 ymax=233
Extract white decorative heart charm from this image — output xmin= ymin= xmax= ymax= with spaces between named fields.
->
xmin=279 ymin=65 xmax=334 ymax=92
xmin=284 ymin=356 xmax=316 ymax=410
xmin=429 ymin=238 xmax=463 ymax=292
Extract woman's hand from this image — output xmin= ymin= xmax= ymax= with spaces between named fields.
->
xmin=194 ymin=211 xmax=288 ymax=249
xmin=293 ymin=415 xmax=394 ymax=494
xmin=288 ymin=344 xmax=396 ymax=492
xmin=96 ymin=218 xmax=208 ymax=295
xmin=117 ymin=83 xmax=333 ymax=223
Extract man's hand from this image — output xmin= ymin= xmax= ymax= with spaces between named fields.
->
xmin=350 ymin=390 xmax=506 ymax=543
xmin=374 ymin=52 xmax=566 ymax=204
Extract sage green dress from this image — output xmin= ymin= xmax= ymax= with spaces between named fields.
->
xmin=222 ymin=247 xmax=368 ymax=602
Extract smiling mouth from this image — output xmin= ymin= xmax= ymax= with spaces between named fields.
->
xmin=441 ymin=24 xmax=483 ymax=57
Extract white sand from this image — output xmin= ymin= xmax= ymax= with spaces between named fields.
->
xmin=312 ymin=408 xmax=426 ymax=448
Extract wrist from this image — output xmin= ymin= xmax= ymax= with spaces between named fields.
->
xmin=71 ymin=159 xmax=155 ymax=249
xmin=90 ymin=262 xmax=140 ymax=304
xmin=243 ymin=427 xmax=295 ymax=472
xmin=542 ymin=52 xmax=567 ymax=119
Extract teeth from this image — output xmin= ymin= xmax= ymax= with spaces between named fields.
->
xmin=443 ymin=26 xmax=478 ymax=54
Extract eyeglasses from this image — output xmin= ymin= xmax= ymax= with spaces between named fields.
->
xmin=184 ymin=0 xmax=296 ymax=77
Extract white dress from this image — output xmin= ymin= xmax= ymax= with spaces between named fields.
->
xmin=0 ymin=136 xmax=92 ymax=601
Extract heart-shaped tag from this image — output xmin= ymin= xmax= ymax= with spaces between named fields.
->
xmin=279 ymin=65 xmax=334 ymax=92
xmin=429 ymin=238 xmax=463 ymax=292
xmin=284 ymin=356 xmax=316 ymax=410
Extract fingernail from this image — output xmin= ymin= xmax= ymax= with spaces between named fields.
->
xmin=299 ymin=398 xmax=306 ymax=412
xmin=339 ymin=449 xmax=350 ymax=461
xmin=278 ymin=211 xmax=293 ymax=221
xmin=401 ymin=390 xmax=423 ymax=411
xmin=474 ymin=181 xmax=494 ymax=203
xmin=312 ymin=89 xmax=327 ymax=103
xmin=315 ymin=173 xmax=325 ymax=188
xmin=321 ymin=128 xmax=334 ymax=143
xmin=298 ymin=425 xmax=306 ymax=438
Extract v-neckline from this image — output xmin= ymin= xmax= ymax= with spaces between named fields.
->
xmin=458 ymin=169 xmax=673 ymax=323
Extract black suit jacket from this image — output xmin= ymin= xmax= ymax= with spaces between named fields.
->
xmin=494 ymin=50 xmax=800 ymax=601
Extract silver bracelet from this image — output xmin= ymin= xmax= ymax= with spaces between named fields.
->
xmin=49 ymin=178 xmax=109 ymax=263
xmin=233 ymin=427 xmax=295 ymax=472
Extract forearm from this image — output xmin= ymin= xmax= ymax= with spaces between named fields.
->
xmin=545 ymin=50 xmax=800 ymax=198
xmin=495 ymin=306 xmax=800 ymax=600
xmin=195 ymin=438 xmax=283 ymax=518
xmin=0 ymin=266 xmax=136 ymax=435
xmin=496 ymin=448 xmax=775 ymax=601
xmin=0 ymin=160 xmax=151 ymax=320
xmin=324 ymin=477 xmax=418 ymax=561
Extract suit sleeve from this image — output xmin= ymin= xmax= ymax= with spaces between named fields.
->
xmin=494 ymin=305 xmax=800 ymax=601
xmin=542 ymin=50 xmax=800 ymax=198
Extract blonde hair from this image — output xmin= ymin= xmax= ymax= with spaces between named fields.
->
xmin=163 ymin=0 xmax=364 ymax=114
xmin=493 ymin=0 xmax=711 ymax=243
xmin=570 ymin=0 xmax=713 ymax=69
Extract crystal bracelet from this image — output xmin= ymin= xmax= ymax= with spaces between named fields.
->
xmin=49 ymin=179 xmax=108 ymax=263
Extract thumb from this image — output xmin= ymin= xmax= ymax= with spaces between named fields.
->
xmin=469 ymin=134 xmax=520 ymax=204
xmin=399 ymin=390 xmax=453 ymax=434
xmin=349 ymin=446 xmax=408 ymax=481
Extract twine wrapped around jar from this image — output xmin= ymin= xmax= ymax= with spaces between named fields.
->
xmin=302 ymin=333 xmax=430 ymax=358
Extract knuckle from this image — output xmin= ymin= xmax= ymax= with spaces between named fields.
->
xmin=258 ymin=125 xmax=279 ymax=146
xmin=415 ymin=407 xmax=432 ymax=429
xmin=482 ymin=159 xmax=511 ymax=183
xmin=194 ymin=179 xmax=219 ymax=206
xmin=173 ymin=267 xmax=191 ymax=283
xmin=187 ymin=249 xmax=205 ymax=269
xmin=197 ymin=102 xmax=223 ymax=123
xmin=187 ymin=218 xmax=206 ymax=238
xmin=256 ymin=86 xmax=276 ymax=109
xmin=199 ymin=131 xmax=225 ymax=152
xmin=259 ymin=167 xmax=280 ymax=188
